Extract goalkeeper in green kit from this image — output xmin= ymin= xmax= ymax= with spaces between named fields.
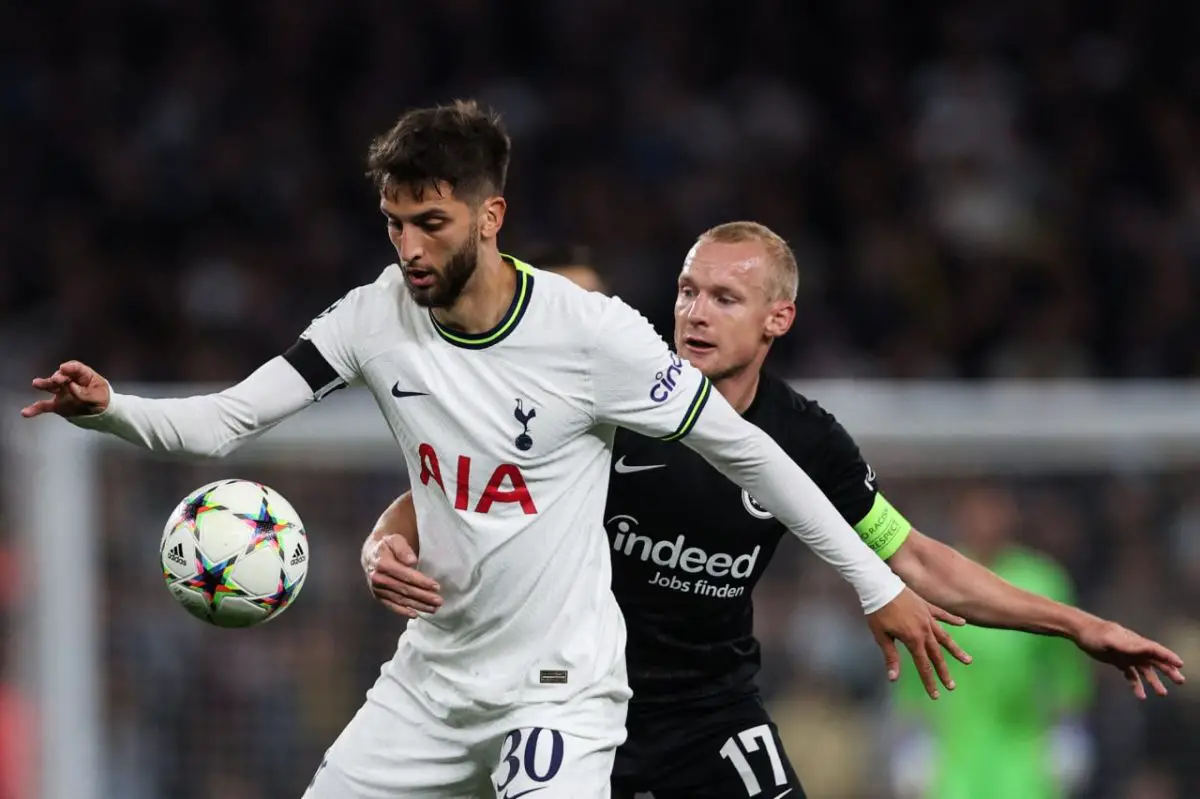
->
xmin=892 ymin=486 xmax=1096 ymax=799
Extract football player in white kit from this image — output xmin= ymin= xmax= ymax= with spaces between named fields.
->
xmin=22 ymin=101 xmax=962 ymax=798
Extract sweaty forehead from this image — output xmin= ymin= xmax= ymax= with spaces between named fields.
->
xmin=679 ymin=240 xmax=772 ymax=291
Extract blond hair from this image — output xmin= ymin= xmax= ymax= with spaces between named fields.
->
xmin=696 ymin=221 xmax=798 ymax=302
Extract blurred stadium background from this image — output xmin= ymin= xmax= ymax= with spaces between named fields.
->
xmin=3 ymin=1 xmax=1200 ymax=797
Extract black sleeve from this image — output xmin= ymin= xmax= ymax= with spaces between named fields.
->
xmin=795 ymin=404 xmax=878 ymax=526
xmin=282 ymin=338 xmax=346 ymax=399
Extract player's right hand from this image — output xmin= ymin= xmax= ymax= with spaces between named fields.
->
xmin=365 ymin=535 xmax=443 ymax=620
xmin=22 ymin=361 xmax=111 ymax=418
xmin=868 ymin=587 xmax=967 ymax=700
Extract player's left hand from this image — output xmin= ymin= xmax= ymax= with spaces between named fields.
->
xmin=1072 ymin=618 xmax=1185 ymax=699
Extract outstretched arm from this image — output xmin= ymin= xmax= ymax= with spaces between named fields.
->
xmin=22 ymin=284 xmax=366 ymax=457
xmin=22 ymin=357 xmax=315 ymax=457
xmin=888 ymin=531 xmax=1076 ymax=635
xmin=889 ymin=530 xmax=1186 ymax=698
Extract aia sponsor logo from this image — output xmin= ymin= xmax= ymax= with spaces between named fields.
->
xmin=418 ymin=443 xmax=537 ymax=515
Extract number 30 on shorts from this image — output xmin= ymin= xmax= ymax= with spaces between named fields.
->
xmin=495 ymin=727 xmax=566 ymax=794
xmin=719 ymin=724 xmax=788 ymax=796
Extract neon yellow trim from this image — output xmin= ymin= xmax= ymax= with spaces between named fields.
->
xmin=661 ymin=378 xmax=712 ymax=441
xmin=506 ymin=254 xmax=534 ymax=273
xmin=430 ymin=256 xmax=532 ymax=346
xmin=853 ymin=493 xmax=912 ymax=560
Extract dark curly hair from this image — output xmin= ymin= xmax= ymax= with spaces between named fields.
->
xmin=366 ymin=100 xmax=511 ymax=204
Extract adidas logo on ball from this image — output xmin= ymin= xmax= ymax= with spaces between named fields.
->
xmin=160 ymin=479 xmax=309 ymax=628
xmin=167 ymin=542 xmax=188 ymax=566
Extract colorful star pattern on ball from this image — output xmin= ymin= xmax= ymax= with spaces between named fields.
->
xmin=161 ymin=479 xmax=309 ymax=628
xmin=241 ymin=568 xmax=303 ymax=617
xmin=180 ymin=488 xmax=226 ymax=524
xmin=184 ymin=551 xmax=238 ymax=611
xmin=234 ymin=495 xmax=293 ymax=556
xmin=277 ymin=568 xmax=304 ymax=611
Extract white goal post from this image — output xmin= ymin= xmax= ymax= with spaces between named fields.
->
xmin=6 ymin=379 xmax=1200 ymax=799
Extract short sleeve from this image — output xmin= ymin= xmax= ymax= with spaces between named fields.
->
xmin=805 ymin=408 xmax=911 ymax=560
xmin=805 ymin=411 xmax=878 ymax=524
xmin=283 ymin=287 xmax=365 ymax=399
xmin=590 ymin=298 xmax=713 ymax=440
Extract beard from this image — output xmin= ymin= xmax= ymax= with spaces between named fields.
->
xmin=403 ymin=225 xmax=480 ymax=308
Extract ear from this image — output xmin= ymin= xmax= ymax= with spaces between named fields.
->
xmin=764 ymin=300 xmax=796 ymax=339
xmin=479 ymin=196 xmax=507 ymax=240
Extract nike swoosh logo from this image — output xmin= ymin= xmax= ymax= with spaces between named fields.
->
xmin=500 ymin=789 xmax=545 ymax=799
xmin=773 ymin=790 xmax=794 ymax=799
xmin=614 ymin=456 xmax=666 ymax=474
xmin=391 ymin=382 xmax=429 ymax=398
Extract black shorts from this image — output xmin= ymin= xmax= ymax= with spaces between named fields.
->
xmin=612 ymin=691 xmax=806 ymax=799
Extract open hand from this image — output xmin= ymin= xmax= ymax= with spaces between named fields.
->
xmin=1073 ymin=619 xmax=1185 ymax=699
xmin=22 ymin=361 xmax=111 ymax=418
xmin=868 ymin=587 xmax=972 ymax=699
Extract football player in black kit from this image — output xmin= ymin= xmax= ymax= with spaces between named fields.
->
xmin=363 ymin=223 xmax=1184 ymax=799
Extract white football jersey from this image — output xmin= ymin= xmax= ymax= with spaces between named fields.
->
xmin=297 ymin=257 xmax=712 ymax=711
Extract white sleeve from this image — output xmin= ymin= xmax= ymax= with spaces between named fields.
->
xmin=590 ymin=298 xmax=904 ymax=614
xmin=590 ymin=298 xmax=713 ymax=439
xmin=65 ymin=284 xmax=374 ymax=458
xmin=683 ymin=392 xmax=905 ymax=613
xmin=68 ymin=356 xmax=315 ymax=458
xmin=288 ymin=286 xmax=367 ymax=394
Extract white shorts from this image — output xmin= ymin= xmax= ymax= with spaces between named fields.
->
xmin=302 ymin=653 xmax=628 ymax=798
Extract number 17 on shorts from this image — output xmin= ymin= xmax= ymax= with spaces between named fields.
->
xmin=492 ymin=727 xmax=616 ymax=799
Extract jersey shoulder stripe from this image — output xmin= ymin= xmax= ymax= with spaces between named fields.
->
xmin=660 ymin=376 xmax=712 ymax=441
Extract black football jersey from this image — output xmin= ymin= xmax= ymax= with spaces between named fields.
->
xmin=605 ymin=372 xmax=881 ymax=703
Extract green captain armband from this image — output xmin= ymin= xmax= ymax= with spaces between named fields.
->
xmin=852 ymin=494 xmax=912 ymax=560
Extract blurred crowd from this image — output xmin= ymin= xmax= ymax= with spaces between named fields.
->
xmin=4 ymin=0 xmax=1200 ymax=797
xmin=4 ymin=0 xmax=1200 ymax=384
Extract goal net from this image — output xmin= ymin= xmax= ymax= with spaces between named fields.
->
xmin=6 ymin=380 xmax=1200 ymax=799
